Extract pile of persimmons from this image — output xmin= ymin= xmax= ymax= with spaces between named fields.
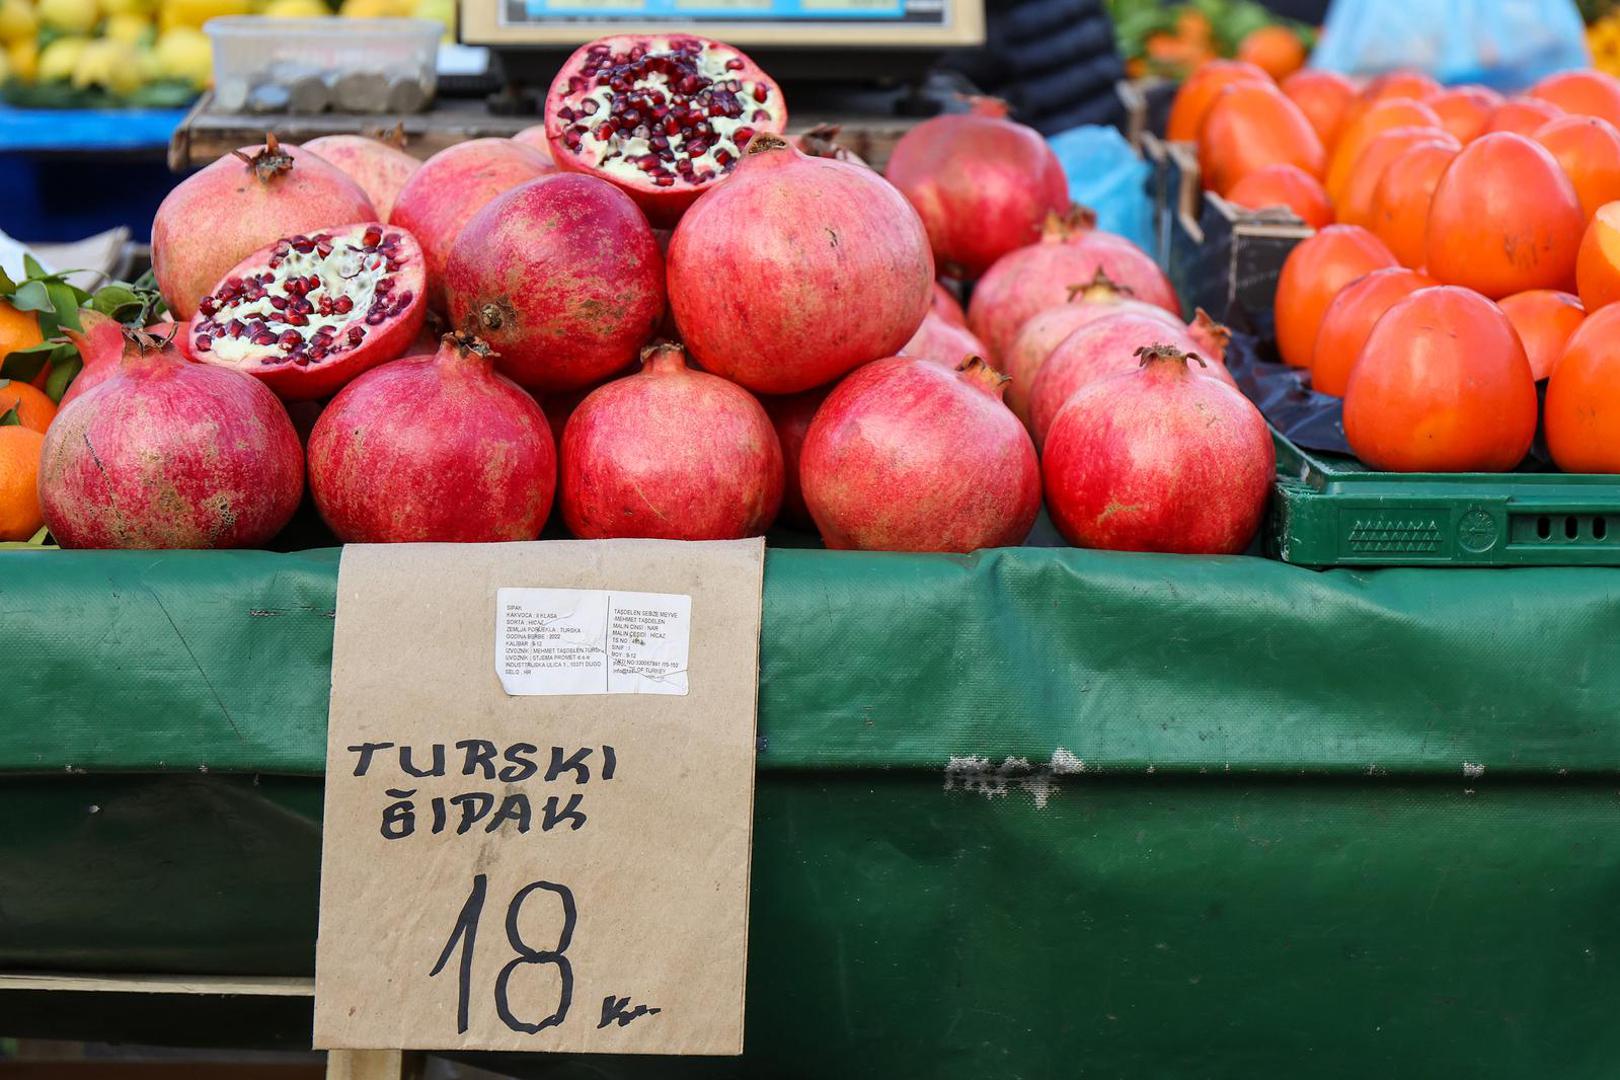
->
xmin=1168 ymin=61 xmax=1620 ymax=475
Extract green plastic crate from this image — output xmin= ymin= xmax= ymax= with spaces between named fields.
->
xmin=1267 ymin=432 xmax=1620 ymax=568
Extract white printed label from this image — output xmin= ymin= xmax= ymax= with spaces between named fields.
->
xmin=495 ymin=588 xmax=692 ymax=696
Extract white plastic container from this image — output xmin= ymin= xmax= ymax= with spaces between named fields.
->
xmin=205 ymin=17 xmax=442 ymax=115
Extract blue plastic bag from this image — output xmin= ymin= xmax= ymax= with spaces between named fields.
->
xmin=1046 ymin=124 xmax=1155 ymax=253
xmin=1310 ymin=0 xmax=1590 ymax=91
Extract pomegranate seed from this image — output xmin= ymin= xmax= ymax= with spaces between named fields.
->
xmin=334 ymin=295 xmax=354 ymax=314
xmin=362 ymin=226 xmax=383 ymax=247
xmin=725 ymin=58 xmax=743 ymax=70
xmin=753 ymin=84 xmax=768 ymax=102
xmin=654 ymin=175 xmax=675 ymax=187
xmin=253 ymin=331 xmax=277 ymax=346
xmin=366 ymin=312 xmax=386 ymax=326
xmin=753 ymin=110 xmax=771 ymax=123
xmin=228 ymin=319 xmax=247 ymax=337
xmin=395 ymin=290 xmax=414 ymax=308
xmin=285 ymin=311 xmax=309 ymax=327
xmin=309 ymin=343 xmax=328 ymax=361
xmin=348 ymin=326 xmax=366 ymax=345
xmin=735 ymin=126 xmax=755 ymax=145
xmin=714 ymin=148 xmax=733 ymax=167
xmin=269 ymin=295 xmax=287 ymax=311
xmin=278 ymin=329 xmax=302 ymax=348
xmin=198 ymin=297 xmax=218 ymax=316
xmin=194 ymin=335 xmax=212 ymax=351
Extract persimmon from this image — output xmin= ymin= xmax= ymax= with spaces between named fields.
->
xmin=1236 ymin=26 xmax=1306 ymax=81
xmin=1166 ymin=59 xmax=1271 ymax=143
xmin=1427 ymin=85 xmax=1504 ymax=143
xmin=1344 ymin=286 xmax=1536 ymax=472
xmin=1281 ymin=69 xmax=1357 ymax=153
xmin=1498 ymin=289 xmax=1584 ymax=380
xmin=1337 ymin=127 xmax=1458 ymax=229
xmin=1326 ymin=98 xmax=1442 ymax=204
xmin=1338 ymin=71 xmax=1443 ymax=136
xmin=1528 ymin=69 xmax=1620 ymax=130
xmin=1576 ymin=201 xmax=1620 ymax=311
xmin=1532 ymin=115 xmax=1620 ymax=219
xmin=1546 ymin=303 xmax=1620 ymax=471
xmin=1426 ymin=133 xmax=1584 ymax=298
xmin=1311 ymin=267 xmax=1436 ymax=395
xmin=1197 ymin=82 xmax=1325 ymax=196
xmin=1369 ymin=142 xmax=1460 ymax=268
xmin=1273 ymin=224 xmax=1397 ymax=369
xmin=1225 ymin=163 xmax=1333 ymax=227
xmin=1482 ymin=98 xmax=1565 ymax=137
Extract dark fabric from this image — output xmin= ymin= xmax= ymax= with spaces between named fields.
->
xmin=938 ymin=0 xmax=1127 ymax=134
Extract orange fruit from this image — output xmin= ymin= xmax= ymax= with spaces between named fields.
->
xmin=1482 ymin=97 xmax=1565 ymax=137
xmin=1236 ymin=26 xmax=1306 ymax=81
xmin=0 ymin=425 xmax=45 ymax=541
xmin=1345 ymin=286 xmax=1537 ymax=472
xmin=1273 ymin=224 xmax=1397 ymax=368
xmin=1528 ymin=69 xmax=1620 ymax=130
xmin=1224 ymin=162 xmax=1333 ymax=227
xmin=0 ymin=378 xmax=57 ymax=433
xmin=1281 ymin=69 xmax=1357 ymax=153
xmin=1498 ymin=289 xmax=1584 ymax=381
xmin=1369 ymin=141 xmax=1461 ymax=268
xmin=1311 ymin=267 xmax=1436 ymax=395
xmin=1165 ymin=59 xmax=1271 ymax=143
xmin=1426 ymin=85 xmax=1504 ymax=143
xmin=0 ymin=300 xmax=43 ymax=361
xmin=1326 ymin=98 xmax=1442 ymax=204
xmin=1546 ymin=303 xmax=1620 ymax=471
xmin=1426 ymin=133 xmax=1584 ymax=298
xmin=1337 ymin=126 xmax=1458 ymax=228
xmin=1576 ymin=201 xmax=1620 ymax=311
xmin=1176 ymin=8 xmax=1213 ymax=45
xmin=1532 ymin=114 xmax=1620 ymax=219
xmin=1197 ymin=82 xmax=1325 ymax=196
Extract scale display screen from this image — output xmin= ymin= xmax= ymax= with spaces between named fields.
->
xmin=462 ymin=0 xmax=978 ymax=45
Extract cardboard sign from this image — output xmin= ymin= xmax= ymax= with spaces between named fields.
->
xmin=313 ymin=539 xmax=765 ymax=1055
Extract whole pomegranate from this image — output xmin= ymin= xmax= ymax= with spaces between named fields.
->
xmin=884 ymin=97 xmax=1069 ymax=280
xmin=151 ymin=135 xmax=376 ymax=320
xmin=38 ymin=329 xmax=303 ymax=549
xmin=801 ymin=356 xmax=1040 ymax=552
xmin=388 ymin=138 xmax=555 ymax=311
xmin=761 ymin=386 xmax=827 ymax=531
xmin=1003 ymin=272 xmax=1178 ymax=426
xmin=544 ymin=35 xmax=787 ymax=227
xmin=667 ymin=135 xmax=934 ymax=394
xmin=901 ymin=310 xmax=988 ymax=368
xmin=510 ymin=125 xmax=555 ymax=162
xmin=932 ymin=282 xmax=967 ymax=327
xmin=446 ymin=174 xmax=666 ymax=393
xmin=968 ymin=209 xmax=1178 ymax=363
xmin=303 ymin=134 xmax=421 ymax=220
xmin=1043 ymin=345 xmax=1273 ymax=554
xmin=60 ymin=309 xmax=128 ymax=409
xmin=189 ymin=222 xmax=427 ymax=401
xmin=561 ymin=343 xmax=783 ymax=539
xmin=307 ymin=334 xmax=556 ymax=543
xmin=1028 ymin=310 xmax=1234 ymax=448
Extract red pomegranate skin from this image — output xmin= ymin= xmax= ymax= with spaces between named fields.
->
xmin=760 ymin=386 xmax=828 ymax=531
xmin=968 ymin=211 xmax=1179 ymax=362
xmin=303 ymin=135 xmax=422 ymax=220
xmin=561 ymin=344 xmax=783 ymax=539
xmin=60 ymin=309 xmax=130 ymax=410
xmin=307 ymin=335 xmax=556 ymax=543
xmin=933 ymin=282 xmax=968 ymax=326
xmin=152 ymin=136 xmax=376 ymax=320
xmin=445 ymin=174 xmax=666 ymax=393
xmin=510 ymin=126 xmax=556 ymax=163
xmin=668 ymin=136 xmax=935 ymax=394
xmin=1028 ymin=311 xmax=1235 ymax=449
xmin=39 ymin=337 xmax=303 ymax=549
xmin=801 ymin=356 xmax=1040 ymax=552
xmin=1043 ymin=347 xmax=1274 ymax=554
xmin=885 ymin=98 xmax=1071 ymax=280
xmin=388 ymin=138 xmax=555 ymax=311
xmin=901 ymin=310 xmax=990 ymax=368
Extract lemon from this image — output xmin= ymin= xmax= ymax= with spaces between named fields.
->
xmin=0 ymin=0 xmax=37 ymax=43
xmin=102 ymin=10 xmax=151 ymax=42
xmin=152 ymin=24 xmax=209 ymax=86
xmin=37 ymin=34 xmax=89 ymax=80
xmin=411 ymin=0 xmax=450 ymax=34
xmin=157 ymin=0 xmax=245 ymax=31
xmin=338 ymin=0 xmax=389 ymax=16
xmin=71 ymin=36 xmax=141 ymax=93
xmin=36 ymin=0 xmax=97 ymax=34
xmin=261 ymin=0 xmax=326 ymax=14
xmin=6 ymin=36 xmax=36 ymax=79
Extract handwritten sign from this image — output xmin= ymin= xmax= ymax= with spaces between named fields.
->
xmin=313 ymin=539 xmax=764 ymax=1055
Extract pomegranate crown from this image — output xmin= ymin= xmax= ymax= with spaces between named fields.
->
xmin=1040 ymin=205 xmax=1098 ymax=240
xmin=374 ymin=122 xmax=408 ymax=150
xmin=122 ymin=323 xmax=180 ymax=356
xmin=798 ymin=124 xmax=848 ymax=160
xmin=1067 ymin=269 xmax=1133 ymax=303
xmin=1134 ymin=343 xmax=1206 ymax=369
xmin=639 ymin=341 xmax=689 ymax=370
xmin=744 ymin=132 xmax=792 ymax=157
xmin=443 ymin=332 xmax=497 ymax=360
xmin=1190 ymin=308 xmax=1232 ymax=355
xmin=231 ymin=133 xmax=296 ymax=184
xmin=958 ymin=95 xmax=1012 ymax=119
xmin=955 ymin=355 xmax=1012 ymax=397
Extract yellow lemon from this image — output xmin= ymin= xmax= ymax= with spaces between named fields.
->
xmin=36 ymin=35 xmax=89 ymax=80
xmin=261 ymin=0 xmax=326 ymax=14
xmin=102 ymin=10 xmax=151 ymax=42
xmin=0 ymin=0 xmax=37 ymax=42
xmin=157 ymin=0 xmax=245 ymax=31
xmin=152 ymin=24 xmax=209 ymax=86
xmin=71 ymin=36 xmax=142 ymax=93
xmin=36 ymin=0 xmax=97 ymax=33
xmin=6 ymin=36 xmax=36 ymax=79
xmin=338 ymin=0 xmax=389 ymax=16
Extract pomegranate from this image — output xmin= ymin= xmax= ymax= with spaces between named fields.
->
xmin=561 ymin=343 xmax=783 ymax=539
xmin=388 ymin=138 xmax=554 ymax=311
xmin=60 ymin=308 xmax=128 ymax=409
xmin=667 ymin=135 xmax=934 ymax=394
xmin=188 ymin=222 xmax=426 ymax=402
xmin=932 ymin=282 xmax=967 ymax=327
xmin=800 ymin=356 xmax=1040 ymax=552
xmin=795 ymin=124 xmax=869 ymax=167
xmin=1028 ymin=311 xmax=1234 ymax=448
xmin=901 ymin=311 xmax=988 ymax=368
xmin=307 ymin=334 xmax=556 ymax=543
xmin=884 ymin=97 xmax=1070 ymax=280
xmin=1002 ymin=272 xmax=1179 ymax=426
xmin=1043 ymin=345 xmax=1273 ymax=554
xmin=446 ymin=174 xmax=665 ymax=393
xmin=968 ymin=209 xmax=1179 ymax=363
xmin=510 ymin=125 xmax=556 ymax=163
xmin=543 ymin=35 xmax=787 ymax=227
xmin=38 ymin=329 xmax=303 ymax=549
xmin=151 ymin=135 xmax=376 ymax=321
xmin=761 ymin=386 xmax=827 ymax=531
xmin=303 ymin=134 xmax=421 ymax=220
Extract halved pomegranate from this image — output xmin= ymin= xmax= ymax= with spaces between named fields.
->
xmin=543 ymin=34 xmax=787 ymax=227
xmin=190 ymin=222 xmax=426 ymax=402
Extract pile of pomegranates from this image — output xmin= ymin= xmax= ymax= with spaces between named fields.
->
xmin=37 ymin=31 xmax=1278 ymax=557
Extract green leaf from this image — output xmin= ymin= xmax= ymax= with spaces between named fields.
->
xmin=43 ymin=351 xmax=82 ymax=403
xmin=0 ymin=268 xmax=16 ymax=295
xmin=45 ymin=283 xmax=82 ymax=332
xmin=9 ymin=280 xmax=51 ymax=314
xmin=0 ymin=403 xmax=19 ymax=427
xmin=0 ymin=342 xmax=59 ymax=384
xmin=91 ymin=285 xmax=138 ymax=317
xmin=27 ymin=525 xmax=49 ymax=545
xmin=22 ymin=254 xmax=45 ymax=280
